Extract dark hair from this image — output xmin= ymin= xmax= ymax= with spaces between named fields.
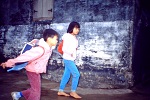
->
xmin=67 ymin=21 xmax=80 ymax=33
xmin=43 ymin=29 xmax=59 ymax=41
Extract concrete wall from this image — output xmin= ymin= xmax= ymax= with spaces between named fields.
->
xmin=0 ymin=0 xmax=134 ymax=89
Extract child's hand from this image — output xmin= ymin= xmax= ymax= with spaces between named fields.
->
xmin=0 ymin=63 xmax=6 ymax=69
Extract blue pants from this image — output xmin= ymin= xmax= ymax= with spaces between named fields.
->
xmin=59 ymin=59 xmax=80 ymax=92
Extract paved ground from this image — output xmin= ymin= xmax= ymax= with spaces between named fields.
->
xmin=0 ymin=69 xmax=150 ymax=100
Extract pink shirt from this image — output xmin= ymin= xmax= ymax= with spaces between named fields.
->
xmin=62 ymin=33 xmax=78 ymax=61
xmin=5 ymin=38 xmax=52 ymax=73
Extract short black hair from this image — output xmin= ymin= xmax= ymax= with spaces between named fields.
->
xmin=67 ymin=21 xmax=80 ymax=33
xmin=43 ymin=29 xmax=59 ymax=41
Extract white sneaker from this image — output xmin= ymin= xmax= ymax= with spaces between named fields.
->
xmin=11 ymin=92 xmax=20 ymax=100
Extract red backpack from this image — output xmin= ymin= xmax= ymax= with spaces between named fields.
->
xmin=57 ymin=40 xmax=63 ymax=55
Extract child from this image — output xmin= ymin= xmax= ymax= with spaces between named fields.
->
xmin=57 ymin=21 xmax=82 ymax=99
xmin=0 ymin=29 xmax=59 ymax=100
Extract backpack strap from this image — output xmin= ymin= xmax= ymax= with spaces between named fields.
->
xmin=34 ymin=46 xmax=45 ymax=60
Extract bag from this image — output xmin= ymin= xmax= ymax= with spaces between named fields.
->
xmin=20 ymin=39 xmax=39 ymax=54
xmin=7 ymin=39 xmax=43 ymax=72
xmin=57 ymin=40 xmax=63 ymax=55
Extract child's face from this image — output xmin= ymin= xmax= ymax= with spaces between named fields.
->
xmin=47 ymin=35 xmax=58 ymax=47
xmin=72 ymin=27 xmax=80 ymax=35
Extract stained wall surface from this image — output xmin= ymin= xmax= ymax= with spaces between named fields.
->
xmin=0 ymin=0 xmax=134 ymax=88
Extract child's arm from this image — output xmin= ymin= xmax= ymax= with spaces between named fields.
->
xmin=4 ymin=46 xmax=44 ymax=68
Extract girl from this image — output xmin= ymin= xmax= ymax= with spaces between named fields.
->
xmin=57 ymin=21 xmax=82 ymax=99
xmin=1 ymin=29 xmax=59 ymax=100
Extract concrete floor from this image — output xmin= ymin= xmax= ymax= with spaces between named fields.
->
xmin=0 ymin=69 xmax=150 ymax=100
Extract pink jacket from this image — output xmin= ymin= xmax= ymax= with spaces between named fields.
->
xmin=5 ymin=38 xmax=52 ymax=73
xmin=62 ymin=33 xmax=78 ymax=61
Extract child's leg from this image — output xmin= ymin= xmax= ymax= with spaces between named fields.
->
xmin=21 ymin=71 xmax=41 ymax=100
xmin=67 ymin=60 xmax=81 ymax=98
xmin=66 ymin=60 xmax=80 ymax=91
xmin=58 ymin=59 xmax=71 ymax=96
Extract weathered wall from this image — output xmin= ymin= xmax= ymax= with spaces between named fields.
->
xmin=0 ymin=0 xmax=32 ymax=25
xmin=53 ymin=0 xmax=133 ymax=22
xmin=0 ymin=0 xmax=134 ymax=89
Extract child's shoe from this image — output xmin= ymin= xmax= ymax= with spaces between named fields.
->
xmin=11 ymin=92 xmax=20 ymax=100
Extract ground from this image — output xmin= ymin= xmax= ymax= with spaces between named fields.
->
xmin=0 ymin=69 xmax=150 ymax=100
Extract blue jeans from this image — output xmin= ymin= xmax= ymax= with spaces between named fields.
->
xmin=59 ymin=59 xmax=80 ymax=92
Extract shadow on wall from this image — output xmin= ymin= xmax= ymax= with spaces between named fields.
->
xmin=0 ymin=53 xmax=8 ymax=62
